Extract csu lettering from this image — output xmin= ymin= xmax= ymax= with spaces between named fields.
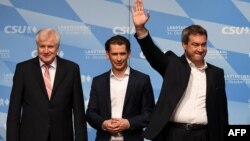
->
xmin=4 ymin=26 xmax=37 ymax=34
xmin=113 ymin=26 xmax=135 ymax=34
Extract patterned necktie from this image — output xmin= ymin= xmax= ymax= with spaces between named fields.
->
xmin=43 ymin=64 xmax=52 ymax=100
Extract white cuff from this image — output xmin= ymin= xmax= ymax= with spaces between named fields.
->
xmin=137 ymin=31 xmax=148 ymax=39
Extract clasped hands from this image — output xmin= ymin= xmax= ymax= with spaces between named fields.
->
xmin=103 ymin=118 xmax=129 ymax=134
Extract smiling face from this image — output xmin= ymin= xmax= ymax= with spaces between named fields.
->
xmin=181 ymin=25 xmax=208 ymax=68
xmin=105 ymin=35 xmax=131 ymax=76
xmin=183 ymin=34 xmax=207 ymax=68
xmin=36 ymin=28 xmax=60 ymax=65
xmin=106 ymin=44 xmax=131 ymax=75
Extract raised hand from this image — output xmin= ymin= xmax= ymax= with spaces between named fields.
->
xmin=130 ymin=0 xmax=150 ymax=35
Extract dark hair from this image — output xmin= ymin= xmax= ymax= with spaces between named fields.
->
xmin=181 ymin=25 xmax=207 ymax=44
xmin=105 ymin=35 xmax=131 ymax=52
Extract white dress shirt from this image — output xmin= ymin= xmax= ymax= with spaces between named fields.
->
xmin=170 ymin=57 xmax=208 ymax=124
xmin=109 ymin=67 xmax=130 ymax=141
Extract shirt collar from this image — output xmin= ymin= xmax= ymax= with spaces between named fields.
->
xmin=185 ymin=56 xmax=207 ymax=71
xmin=39 ymin=57 xmax=57 ymax=69
xmin=110 ymin=66 xmax=130 ymax=78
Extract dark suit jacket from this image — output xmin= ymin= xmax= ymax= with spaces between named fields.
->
xmin=7 ymin=56 xmax=87 ymax=141
xmin=86 ymin=68 xmax=155 ymax=141
xmin=135 ymin=34 xmax=228 ymax=141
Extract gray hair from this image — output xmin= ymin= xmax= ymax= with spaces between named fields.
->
xmin=35 ymin=28 xmax=60 ymax=46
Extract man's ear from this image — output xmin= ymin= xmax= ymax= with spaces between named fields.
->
xmin=128 ymin=51 xmax=131 ymax=58
xmin=106 ymin=52 xmax=110 ymax=59
xmin=182 ymin=43 xmax=187 ymax=50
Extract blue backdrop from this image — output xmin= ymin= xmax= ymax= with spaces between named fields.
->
xmin=0 ymin=0 xmax=250 ymax=140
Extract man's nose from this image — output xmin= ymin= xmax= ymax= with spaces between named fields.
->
xmin=117 ymin=54 xmax=121 ymax=60
xmin=44 ymin=47 xmax=49 ymax=53
xmin=197 ymin=45 xmax=205 ymax=52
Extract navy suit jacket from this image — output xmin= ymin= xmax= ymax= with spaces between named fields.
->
xmin=135 ymin=33 xmax=228 ymax=141
xmin=86 ymin=68 xmax=155 ymax=141
xmin=7 ymin=56 xmax=87 ymax=141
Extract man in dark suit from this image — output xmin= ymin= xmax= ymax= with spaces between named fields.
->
xmin=86 ymin=35 xmax=155 ymax=141
xmin=131 ymin=0 xmax=228 ymax=141
xmin=7 ymin=28 xmax=87 ymax=141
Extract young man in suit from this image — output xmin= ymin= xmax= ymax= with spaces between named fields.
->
xmin=7 ymin=28 xmax=87 ymax=141
xmin=131 ymin=0 xmax=228 ymax=141
xmin=86 ymin=35 xmax=155 ymax=141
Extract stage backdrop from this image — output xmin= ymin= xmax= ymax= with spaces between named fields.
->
xmin=0 ymin=0 xmax=250 ymax=140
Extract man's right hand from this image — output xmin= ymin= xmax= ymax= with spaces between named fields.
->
xmin=103 ymin=119 xmax=121 ymax=134
xmin=130 ymin=0 xmax=149 ymax=36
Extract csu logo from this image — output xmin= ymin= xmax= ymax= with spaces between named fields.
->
xmin=4 ymin=26 xmax=37 ymax=34
xmin=113 ymin=26 xmax=135 ymax=35
xmin=222 ymin=26 xmax=250 ymax=35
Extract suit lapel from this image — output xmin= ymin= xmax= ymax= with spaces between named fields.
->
xmin=105 ymin=71 xmax=112 ymax=117
xmin=123 ymin=69 xmax=135 ymax=108
xmin=205 ymin=65 xmax=213 ymax=100
xmin=51 ymin=57 xmax=65 ymax=100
